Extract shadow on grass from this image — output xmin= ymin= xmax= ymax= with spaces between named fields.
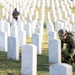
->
xmin=37 ymin=54 xmax=49 ymax=71
xmin=37 ymin=48 xmax=49 ymax=72
xmin=0 ymin=51 xmax=21 ymax=75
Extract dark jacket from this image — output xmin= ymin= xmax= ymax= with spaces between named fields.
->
xmin=61 ymin=32 xmax=75 ymax=50
xmin=12 ymin=9 xmax=20 ymax=18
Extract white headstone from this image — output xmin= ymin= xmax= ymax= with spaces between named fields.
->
xmin=52 ymin=12 xmax=57 ymax=23
xmin=49 ymin=63 xmax=72 ymax=75
xmin=48 ymin=39 xmax=61 ymax=64
xmin=10 ymin=25 xmax=18 ymax=37
xmin=48 ymin=31 xmax=56 ymax=40
xmin=57 ymin=12 xmax=62 ymax=21
xmin=25 ymin=23 xmax=32 ymax=37
xmin=2 ymin=8 xmax=5 ymax=16
xmin=71 ymin=24 xmax=75 ymax=32
xmin=27 ymin=14 xmax=32 ymax=22
xmin=32 ymin=33 xmax=41 ymax=54
xmin=46 ymin=20 xmax=54 ymax=33
xmin=0 ymin=31 xmax=7 ymax=51
xmin=35 ymin=26 xmax=43 ymax=42
xmin=21 ymin=44 xmax=37 ymax=75
xmin=8 ymin=36 xmax=19 ymax=60
xmin=45 ymin=0 xmax=50 ymax=8
xmin=0 ymin=20 xmax=5 ymax=31
xmin=36 ymin=0 xmax=41 ymax=8
xmin=34 ymin=11 xmax=38 ymax=19
xmin=46 ymin=12 xmax=50 ymax=20
xmin=8 ymin=16 xmax=13 ymax=23
xmin=37 ymin=21 xmax=43 ymax=35
xmin=70 ymin=14 xmax=74 ymax=23
xmin=4 ymin=22 xmax=10 ymax=36
xmin=18 ymin=30 xmax=26 ymax=47
xmin=17 ymin=20 xmax=24 ymax=31
xmin=5 ymin=12 xmax=9 ymax=20
xmin=55 ymin=21 xmax=64 ymax=32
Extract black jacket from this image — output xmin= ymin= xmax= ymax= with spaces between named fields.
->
xmin=12 ymin=10 xmax=20 ymax=18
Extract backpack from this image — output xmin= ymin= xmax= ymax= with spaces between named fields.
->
xmin=67 ymin=32 xmax=75 ymax=37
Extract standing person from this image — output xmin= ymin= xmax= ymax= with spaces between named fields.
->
xmin=12 ymin=8 xmax=20 ymax=20
xmin=58 ymin=29 xmax=75 ymax=64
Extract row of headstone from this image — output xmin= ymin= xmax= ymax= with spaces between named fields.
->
xmin=46 ymin=11 xmax=75 ymax=33
xmin=0 ymin=0 xmax=39 ymax=22
xmin=1 ymin=0 xmax=74 ymax=27
xmin=46 ymin=1 xmax=73 ymax=73
xmin=48 ymin=0 xmax=75 ymax=25
xmin=21 ymin=0 xmax=45 ymax=74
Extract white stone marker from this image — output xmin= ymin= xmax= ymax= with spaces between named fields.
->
xmin=10 ymin=25 xmax=18 ymax=37
xmin=2 ymin=8 xmax=5 ymax=16
xmin=0 ymin=20 xmax=5 ymax=31
xmin=18 ymin=30 xmax=26 ymax=47
xmin=46 ymin=20 xmax=54 ymax=33
xmin=35 ymin=26 xmax=43 ymax=42
xmin=21 ymin=44 xmax=37 ymax=75
xmin=49 ymin=63 xmax=72 ymax=75
xmin=8 ymin=36 xmax=19 ymax=60
xmin=48 ymin=31 xmax=56 ymax=40
xmin=71 ymin=25 xmax=75 ymax=32
xmin=69 ymin=1 xmax=73 ymax=8
xmin=25 ymin=23 xmax=32 ymax=37
xmin=46 ymin=12 xmax=50 ymax=20
xmin=0 ymin=31 xmax=7 ymax=51
xmin=55 ymin=21 xmax=64 ymax=32
xmin=34 ymin=11 xmax=38 ymax=19
xmin=45 ymin=0 xmax=50 ymax=8
xmin=57 ymin=12 xmax=62 ymax=21
xmin=37 ymin=21 xmax=43 ymax=35
xmin=48 ymin=39 xmax=61 ymax=64
xmin=52 ymin=12 xmax=57 ymax=23
xmin=32 ymin=33 xmax=41 ymax=54
xmin=8 ymin=16 xmax=13 ymax=23
xmin=68 ymin=9 xmax=72 ymax=16
xmin=17 ymin=20 xmax=24 ymax=31
xmin=4 ymin=22 xmax=10 ymax=36
xmin=30 ymin=21 xmax=36 ymax=33
xmin=5 ymin=12 xmax=9 ymax=20
xmin=27 ymin=14 xmax=32 ymax=22
xmin=70 ymin=14 xmax=74 ymax=23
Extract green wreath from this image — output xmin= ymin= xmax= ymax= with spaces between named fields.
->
xmin=61 ymin=50 xmax=72 ymax=64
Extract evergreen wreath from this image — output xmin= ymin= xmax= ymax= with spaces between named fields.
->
xmin=61 ymin=49 xmax=72 ymax=64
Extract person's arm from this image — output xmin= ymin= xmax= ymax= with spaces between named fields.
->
xmin=18 ymin=12 xmax=20 ymax=15
xmin=61 ymin=40 xmax=64 ymax=50
xmin=69 ymin=36 xmax=75 ymax=60
xmin=69 ymin=36 xmax=75 ymax=48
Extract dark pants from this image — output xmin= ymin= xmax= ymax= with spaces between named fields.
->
xmin=66 ymin=44 xmax=72 ymax=53
xmin=13 ymin=16 xmax=18 ymax=20
xmin=66 ymin=44 xmax=75 ymax=62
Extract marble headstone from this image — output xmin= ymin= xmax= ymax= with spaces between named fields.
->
xmin=48 ymin=39 xmax=61 ymax=64
xmin=32 ymin=33 xmax=41 ymax=54
xmin=49 ymin=63 xmax=72 ymax=75
xmin=21 ymin=44 xmax=37 ymax=75
xmin=8 ymin=36 xmax=19 ymax=60
xmin=0 ymin=31 xmax=7 ymax=51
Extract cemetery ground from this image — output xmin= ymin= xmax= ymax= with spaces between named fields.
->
xmin=0 ymin=27 xmax=75 ymax=75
